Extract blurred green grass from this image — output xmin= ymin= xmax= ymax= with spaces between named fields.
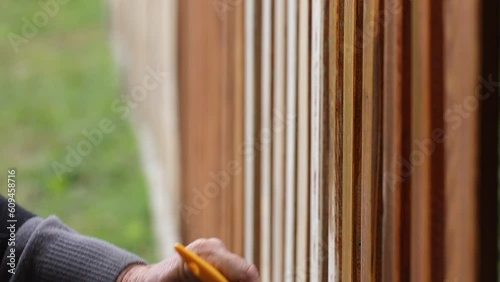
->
xmin=0 ymin=0 xmax=155 ymax=261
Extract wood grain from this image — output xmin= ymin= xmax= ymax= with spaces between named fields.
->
xmin=259 ymin=0 xmax=273 ymax=280
xmin=230 ymin=1 xmax=245 ymax=256
xmin=272 ymin=0 xmax=286 ymax=280
xmin=309 ymin=0 xmax=327 ymax=281
xmin=429 ymin=1 xmax=445 ymax=280
xmin=178 ymin=0 xmax=244 ymax=253
xmin=327 ymin=0 xmax=344 ymax=280
xmin=295 ymin=0 xmax=311 ymax=280
xmin=410 ymin=0 xmax=432 ymax=280
xmin=443 ymin=0 xmax=480 ymax=280
xmin=244 ymin=0 xmax=256 ymax=263
xmin=381 ymin=0 xmax=410 ymax=280
xmin=283 ymin=0 xmax=298 ymax=279
xmin=360 ymin=0 xmax=383 ymax=280
xmin=342 ymin=0 xmax=363 ymax=280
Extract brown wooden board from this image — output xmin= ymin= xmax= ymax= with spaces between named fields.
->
xmin=342 ymin=0 xmax=363 ymax=280
xmin=178 ymin=0 xmax=244 ymax=253
xmin=360 ymin=0 xmax=383 ymax=280
xmin=443 ymin=0 xmax=480 ymax=280
xmin=327 ymin=0 xmax=344 ymax=280
xmin=410 ymin=0 xmax=432 ymax=280
xmin=381 ymin=0 xmax=411 ymax=280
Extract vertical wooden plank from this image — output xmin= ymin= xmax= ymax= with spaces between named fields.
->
xmin=309 ymin=0 xmax=326 ymax=281
xmin=295 ymin=0 xmax=311 ymax=280
xmin=342 ymin=0 xmax=354 ymax=278
xmin=443 ymin=0 xmax=480 ymax=280
xmin=381 ymin=0 xmax=409 ymax=280
xmin=272 ymin=0 xmax=286 ymax=280
xmin=342 ymin=0 xmax=363 ymax=280
xmin=244 ymin=0 xmax=256 ymax=263
xmin=252 ymin=0 xmax=263 ymax=270
xmin=178 ymin=0 xmax=244 ymax=253
xmin=410 ymin=0 xmax=432 ymax=280
xmin=230 ymin=0 xmax=245 ymax=256
xmin=429 ymin=1 xmax=445 ymax=281
xmin=259 ymin=0 xmax=272 ymax=280
xmin=328 ymin=0 xmax=344 ymax=280
xmin=219 ymin=0 xmax=231 ymax=248
xmin=360 ymin=0 xmax=382 ymax=280
xmin=179 ymin=0 xmax=224 ymax=242
xmin=284 ymin=0 xmax=298 ymax=279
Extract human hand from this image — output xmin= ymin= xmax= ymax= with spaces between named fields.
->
xmin=117 ymin=238 xmax=260 ymax=282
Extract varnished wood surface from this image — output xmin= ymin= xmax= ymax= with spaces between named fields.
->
xmin=360 ymin=0 xmax=383 ymax=280
xmin=175 ymin=0 xmax=498 ymax=281
xmin=410 ymin=0 xmax=432 ymax=280
xmin=327 ymin=0 xmax=343 ymax=280
xmin=341 ymin=0 xmax=363 ymax=280
xmin=381 ymin=0 xmax=408 ymax=280
xmin=443 ymin=0 xmax=480 ymax=281
xmin=178 ymin=0 xmax=244 ymax=254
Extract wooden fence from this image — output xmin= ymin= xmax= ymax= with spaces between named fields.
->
xmin=177 ymin=0 xmax=499 ymax=281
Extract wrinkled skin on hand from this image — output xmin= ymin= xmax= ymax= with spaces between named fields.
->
xmin=117 ymin=238 xmax=260 ymax=282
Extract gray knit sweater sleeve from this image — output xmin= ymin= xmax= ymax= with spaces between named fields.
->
xmin=2 ymin=216 xmax=145 ymax=282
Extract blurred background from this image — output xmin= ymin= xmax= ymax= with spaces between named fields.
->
xmin=0 ymin=0 xmax=156 ymax=261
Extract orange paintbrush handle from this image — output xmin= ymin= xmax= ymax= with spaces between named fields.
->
xmin=174 ymin=243 xmax=229 ymax=282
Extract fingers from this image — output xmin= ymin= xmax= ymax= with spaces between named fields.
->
xmin=152 ymin=255 xmax=199 ymax=282
xmin=207 ymin=252 xmax=260 ymax=282
xmin=186 ymin=238 xmax=260 ymax=282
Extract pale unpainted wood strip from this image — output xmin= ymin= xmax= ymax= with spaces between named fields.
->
xmin=295 ymin=0 xmax=311 ymax=280
xmin=272 ymin=0 xmax=286 ymax=280
xmin=360 ymin=0 xmax=381 ymax=280
xmin=259 ymin=0 xmax=272 ymax=280
xmin=283 ymin=0 xmax=298 ymax=280
xmin=410 ymin=0 xmax=432 ymax=280
xmin=309 ymin=0 xmax=326 ymax=281
xmin=443 ymin=0 xmax=479 ymax=280
xmin=244 ymin=0 xmax=256 ymax=263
